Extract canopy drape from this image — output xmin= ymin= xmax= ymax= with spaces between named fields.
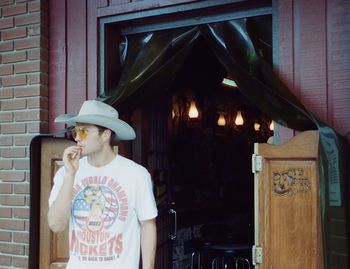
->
xmin=99 ymin=16 xmax=349 ymax=268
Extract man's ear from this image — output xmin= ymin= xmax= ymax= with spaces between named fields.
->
xmin=102 ymin=129 xmax=112 ymax=141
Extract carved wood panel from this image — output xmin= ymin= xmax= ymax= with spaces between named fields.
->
xmin=255 ymin=131 xmax=323 ymax=269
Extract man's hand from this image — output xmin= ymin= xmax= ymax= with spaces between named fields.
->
xmin=63 ymin=145 xmax=82 ymax=175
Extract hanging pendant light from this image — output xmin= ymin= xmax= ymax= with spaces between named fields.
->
xmin=235 ymin=111 xmax=244 ymax=126
xmin=188 ymin=101 xmax=199 ymax=119
xmin=217 ymin=113 xmax=226 ymax=126
xmin=254 ymin=122 xmax=260 ymax=131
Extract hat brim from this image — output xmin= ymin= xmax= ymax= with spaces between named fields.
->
xmin=55 ymin=114 xmax=136 ymax=141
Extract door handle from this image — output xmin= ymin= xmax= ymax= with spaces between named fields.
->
xmin=169 ymin=208 xmax=177 ymax=240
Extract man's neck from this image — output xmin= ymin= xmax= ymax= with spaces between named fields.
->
xmin=87 ymin=147 xmax=116 ymax=167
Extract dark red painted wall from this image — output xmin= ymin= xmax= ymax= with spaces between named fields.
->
xmin=47 ymin=0 xmax=349 ymax=267
xmin=277 ymin=0 xmax=350 ymax=143
xmin=49 ymin=0 xmax=98 ymax=131
xmin=48 ymin=0 xmax=350 ymax=139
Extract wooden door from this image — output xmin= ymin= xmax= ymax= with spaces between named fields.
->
xmin=40 ymin=138 xmax=74 ymax=269
xmin=253 ymin=131 xmax=323 ymax=269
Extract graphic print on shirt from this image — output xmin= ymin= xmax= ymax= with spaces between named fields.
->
xmin=70 ymin=175 xmax=129 ymax=262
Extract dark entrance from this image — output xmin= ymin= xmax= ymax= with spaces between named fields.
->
xmin=166 ymin=38 xmax=273 ymax=268
xmin=115 ymin=36 xmax=273 ymax=268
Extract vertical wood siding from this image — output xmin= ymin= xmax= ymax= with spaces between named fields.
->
xmin=49 ymin=0 xmax=98 ymax=132
xmin=48 ymin=0 xmax=67 ymax=131
xmin=327 ymin=0 xmax=350 ymax=135
xmin=277 ymin=0 xmax=350 ymax=138
xmin=47 ymin=1 xmax=349 ymax=267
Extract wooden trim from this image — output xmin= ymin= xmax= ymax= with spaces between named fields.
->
xmin=87 ymin=0 xmax=99 ymax=99
xmin=48 ymin=0 xmax=67 ymax=132
xmin=97 ymin=0 xmax=240 ymax=18
xmin=66 ymin=0 xmax=88 ymax=111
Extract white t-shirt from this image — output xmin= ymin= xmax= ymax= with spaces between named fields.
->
xmin=48 ymin=155 xmax=158 ymax=269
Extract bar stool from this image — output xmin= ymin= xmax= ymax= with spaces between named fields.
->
xmin=207 ymin=243 xmax=251 ymax=269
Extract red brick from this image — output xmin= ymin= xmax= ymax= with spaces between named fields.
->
xmin=13 ymin=254 xmax=28 ymax=267
xmin=2 ymin=2 xmax=26 ymax=17
xmin=1 ymin=147 xmax=26 ymax=158
xmin=0 ymin=64 xmax=14 ymax=75
xmin=0 ymin=135 xmax=13 ymax=146
xmin=0 ymin=195 xmax=25 ymax=206
xmin=0 ymin=88 xmax=14 ymax=99
xmin=14 ymin=85 xmax=45 ymax=97
xmin=2 ymin=26 xmax=27 ymax=40
xmin=0 ymin=40 xmax=14 ymax=52
xmin=0 ymin=0 xmax=15 ymax=7
xmin=28 ymin=1 xmax=40 ymax=12
xmin=0 ymin=17 xmax=14 ymax=30
xmin=0 ymin=159 xmax=12 ymax=169
xmin=0 ymin=111 xmax=13 ymax=122
xmin=13 ymin=159 xmax=29 ymax=170
xmin=14 ymin=135 xmax=34 ymax=146
xmin=0 ymin=254 xmax=12 ymax=266
xmin=0 ymin=208 xmax=12 ymax=218
xmin=27 ymin=24 xmax=40 ymax=36
xmin=27 ymin=73 xmax=39 ymax=84
xmin=1 ymin=75 xmax=26 ymax=87
xmin=0 ymin=171 xmax=26 ymax=182
xmin=15 ymin=12 xmax=39 ymax=26
xmin=1 ymin=51 xmax=26 ymax=63
xmin=0 ymin=231 xmax=12 ymax=242
xmin=14 ymin=36 xmax=40 ymax=50
xmin=0 ymin=242 xmax=25 ymax=255
xmin=1 ymin=122 xmax=26 ymax=134
xmin=27 ymin=96 xmax=48 ymax=108
xmin=27 ymin=121 xmax=48 ymax=132
xmin=0 ymin=183 xmax=12 ymax=194
xmin=14 ymin=60 xmax=40 ymax=73
xmin=1 ymin=99 xmax=26 ymax=110
xmin=13 ymin=183 xmax=28 ymax=194
xmin=25 ymin=171 xmax=30 ymax=183
xmin=15 ymin=109 xmax=47 ymax=121
xmin=13 ymin=208 xmax=29 ymax=219
xmin=27 ymin=47 xmax=39 ymax=59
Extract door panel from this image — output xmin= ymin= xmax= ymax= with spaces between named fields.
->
xmin=40 ymin=138 xmax=74 ymax=269
xmin=254 ymin=131 xmax=323 ymax=269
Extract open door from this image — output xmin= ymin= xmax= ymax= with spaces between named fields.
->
xmin=40 ymin=138 xmax=74 ymax=269
xmin=253 ymin=131 xmax=323 ymax=269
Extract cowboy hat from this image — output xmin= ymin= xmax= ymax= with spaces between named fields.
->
xmin=55 ymin=100 xmax=136 ymax=140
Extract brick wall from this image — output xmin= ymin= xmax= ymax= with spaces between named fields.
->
xmin=0 ymin=0 xmax=48 ymax=268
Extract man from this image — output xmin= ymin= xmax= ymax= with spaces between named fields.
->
xmin=47 ymin=100 xmax=158 ymax=269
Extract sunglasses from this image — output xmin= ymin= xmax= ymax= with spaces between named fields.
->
xmin=71 ymin=127 xmax=103 ymax=139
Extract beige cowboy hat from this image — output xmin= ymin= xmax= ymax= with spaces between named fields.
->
xmin=55 ymin=100 xmax=136 ymax=140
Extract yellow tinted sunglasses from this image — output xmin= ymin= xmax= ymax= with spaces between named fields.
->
xmin=71 ymin=128 xmax=90 ymax=139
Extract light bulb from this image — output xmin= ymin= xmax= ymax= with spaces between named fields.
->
xmin=235 ymin=111 xmax=244 ymax=126
xmin=188 ymin=101 xmax=199 ymax=118
xmin=254 ymin=122 xmax=260 ymax=131
xmin=269 ymin=121 xmax=274 ymax=131
xmin=217 ymin=114 xmax=226 ymax=126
